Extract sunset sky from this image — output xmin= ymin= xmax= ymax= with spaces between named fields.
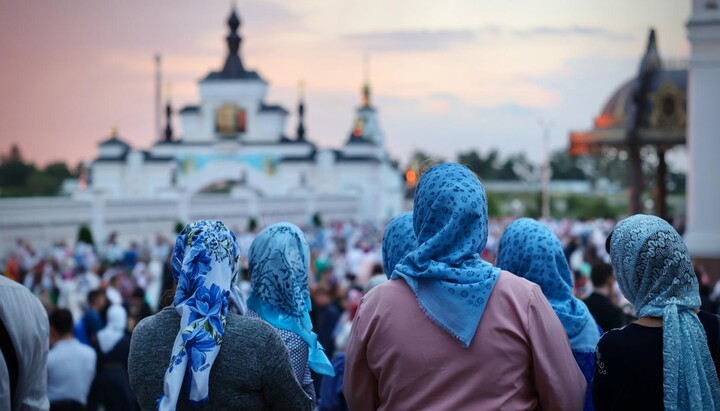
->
xmin=0 ymin=0 xmax=691 ymax=168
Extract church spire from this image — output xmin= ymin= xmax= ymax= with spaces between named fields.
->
xmin=296 ymin=81 xmax=306 ymax=140
xmin=361 ymin=55 xmax=371 ymax=108
xmin=164 ymin=83 xmax=174 ymax=142
xmin=221 ymin=4 xmax=247 ymax=77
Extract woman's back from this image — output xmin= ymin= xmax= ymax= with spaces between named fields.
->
xmin=343 ymin=272 xmax=586 ymax=411
xmin=593 ymin=310 xmax=720 ymax=411
xmin=128 ymin=308 xmax=310 ymax=411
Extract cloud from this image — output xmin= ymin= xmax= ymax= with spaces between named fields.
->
xmin=512 ymin=26 xmax=633 ymax=42
xmin=341 ymin=29 xmax=477 ymax=52
xmin=341 ymin=24 xmax=632 ymax=53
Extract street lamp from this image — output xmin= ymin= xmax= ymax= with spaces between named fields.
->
xmin=538 ymin=118 xmax=555 ymax=219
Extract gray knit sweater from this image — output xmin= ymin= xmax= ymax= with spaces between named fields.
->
xmin=128 ymin=308 xmax=311 ymax=411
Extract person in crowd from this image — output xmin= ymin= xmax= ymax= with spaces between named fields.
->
xmin=344 ymin=163 xmax=586 ymax=411
xmin=128 ymin=220 xmax=311 ymax=411
xmin=127 ymin=288 xmax=152 ymax=331
xmin=104 ymin=270 xmax=123 ymax=306
xmin=247 ymin=223 xmax=336 ymax=406
xmin=380 ymin=211 xmax=416 ymax=280
xmin=0 ymin=275 xmax=50 ymax=411
xmin=496 ymin=218 xmax=601 ymax=411
xmin=583 ymin=262 xmax=630 ymax=332
xmin=47 ymin=308 xmax=96 ymax=411
xmin=594 ymin=215 xmax=720 ymax=410
xmin=74 ymin=290 xmax=106 ymax=347
xmin=88 ymin=304 xmax=134 ymax=411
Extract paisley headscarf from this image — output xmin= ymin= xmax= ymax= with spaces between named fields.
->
xmin=381 ymin=212 xmax=416 ymax=279
xmin=158 ymin=220 xmax=246 ymax=411
xmin=394 ymin=163 xmax=500 ymax=347
xmin=609 ymin=214 xmax=720 ymax=410
xmin=247 ymin=222 xmax=335 ymax=376
xmin=496 ymin=218 xmax=600 ymax=352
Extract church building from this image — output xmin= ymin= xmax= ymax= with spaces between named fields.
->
xmin=82 ymin=6 xmax=404 ymax=221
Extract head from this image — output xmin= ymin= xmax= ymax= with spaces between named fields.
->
xmin=49 ymin=308 xmax=74 ymax=346
xmin=381 ymin=212 xmax=416 ymax=278
xmin=106 ymin=304 xmax=128 ymax=332
xmin=248 ymin=222 xmax=311 ymax=317
xmin=496 ymin=218 xmax=574 ymax=301
xmin=171 ymin=220 xmax=240 ymax=307
xmin=410 ymin=162 xmax=489 ymax=265
xmin=608 ymin=214 xmax=699 ymax=316
xmin=590 ymin=262 xmax=615 ymax=291
xmin=87 ymin=289 xmax=106 ymax=311
xmin=312 ymin=283 xmax=333 ymax=307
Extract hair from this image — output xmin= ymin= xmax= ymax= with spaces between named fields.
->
xmin=49 ymin=308 xmax=74 ymax=336
xmin=87 ymin=289 xmax=104 ymax=306
xmin=591 ymin=262 xmax=615 ymax=288
xmin=605 ymin=230 xmax=613 ymax=254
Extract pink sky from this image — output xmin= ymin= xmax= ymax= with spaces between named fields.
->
xmin=0 ymin=0 xmax=691 ymax=168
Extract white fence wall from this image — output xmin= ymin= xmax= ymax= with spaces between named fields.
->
xmin=0 ymin=194 xmax=360 ymax=251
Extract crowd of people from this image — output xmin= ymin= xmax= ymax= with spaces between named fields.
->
xmin=1 ymin=161 xmax=719 ymax=410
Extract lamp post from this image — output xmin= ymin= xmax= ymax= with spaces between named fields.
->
xmin=538 ymin=119 xmax=554 ymax=219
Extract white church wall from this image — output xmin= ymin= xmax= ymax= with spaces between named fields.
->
xmin=180 ymin=111 xmax=203 ymax=141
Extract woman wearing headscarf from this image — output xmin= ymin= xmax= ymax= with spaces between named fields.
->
xmin=497 ymin=218 xmax=601 ymax=411
xmin=128 ymin=220 xmax=311 ymax=411
xmin=593 ymin=215 xmax=720 ymax=410
xmin=88 ymin=304 xmax=135 ymax=411
xmin=247 ymin=222 xmax=335 ymax=406
xmin=344 ymin=163 xmax=585 ymax=411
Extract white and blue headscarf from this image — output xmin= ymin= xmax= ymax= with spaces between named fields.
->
xmin=496 ymin=218 xmax=600 ymax=352
xmin=394 ymin=163 xmax=500 ymax=347
xmin=247 ymin=222 xmax=335 ymax=376
xmin=159 ymin=220 xmax=246 ymax=411
xmin=610 ymin=215 xmax=720 ymax=410
xmin=381 ymin=212 xmax=416 ymax=279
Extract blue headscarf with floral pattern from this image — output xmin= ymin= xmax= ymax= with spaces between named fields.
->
xmin=381 ymin=212 xmax=416 ymax=279
xmin=158 ymin=220 xmax=246 ymax=411
xmin=496 ymin=218 xmax=600 ymax=351
xmin=247 ymin=222 xmax=335 ymax=376
xmin=610 ymin=215 xmax=720 ymax=410
xmin=394 ymin=163 xmax=500 ymax=347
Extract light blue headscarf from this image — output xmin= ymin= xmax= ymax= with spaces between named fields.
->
xmin=496 ymin=218 xmax=600 ymax=351
xmin=247 ymin=222 xmax=335 ymax=376
xmin=394 ymin=163 xmax=500 ymax=347
xmin=159 ymin=220 xmax=246 ymax=411
xmin=610 ymin=214 xmax=720 ymax=411
xmin=381 ymin=212 xmax=416 ymax=279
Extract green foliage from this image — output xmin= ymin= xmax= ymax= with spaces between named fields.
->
xmin=77 ymin=225 xmax=95 ymax=246
xmin=551 ymin=149 xmax=589 ymax=180
xmin=175 ymin=221 xmax=186 ymax=234
xmin=486 ymin=192 xmax=502 ymax=218
xmin=564 ymin=195 xmax=620 ymax=219
xmin=457 ymin=149 xmax=533 ymax=181
xmin=312 ymin=212 xmax=323 ymax=228
xmin=247 ymin=217 xmax=258 ymax=232
xmin=0 ymin=145 xmax=78 ymax=197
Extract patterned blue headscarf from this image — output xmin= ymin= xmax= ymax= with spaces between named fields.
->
xmin=496 ymin=218 xmax=600 ymax=351
xmin=159 ymin=220 xmax=246 ymax=411
xmin=610 ymin=215 xmax=720 ymax=410
xmin=247 ymin=222 xmax=335 ymax=376
xmin=394 ymin=163 xmax=500 ymax=347
xmin=381 ymin=212 xmax=416 ymax=279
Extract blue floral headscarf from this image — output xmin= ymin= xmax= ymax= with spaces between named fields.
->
xmin=496 ymin=218 xmax=600 ymax=351
xmin=394 ymin=163 xmax=500 ymax=347
xmin=247 ymin=222 xmax=335 ymax=376
xmin=610 ymin=215 xmax=720 ymax=410
xmin=158 ymin=220 xmax=245 ymax=411
xmin=381 ymin=212 xmax=416 ymax=279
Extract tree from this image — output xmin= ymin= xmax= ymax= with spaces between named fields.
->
xmin=0 ymin=145 xmax=36 ymax=188
xmin=550 ymin=149 xmax=589 ymax=180
xmin=77 ymin=225 xmax=95 ymax=247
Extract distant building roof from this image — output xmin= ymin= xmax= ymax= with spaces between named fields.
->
xmin=180 ymin=105 xmax=200 ymax=114
xmin=99 ymin=136 xmax=130 ymax=148
xmin=259 ymin=103 xmax=289 ymax=115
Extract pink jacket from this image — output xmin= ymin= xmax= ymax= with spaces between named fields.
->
xmin=344 ymin=271 xmax=586 ymax=411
